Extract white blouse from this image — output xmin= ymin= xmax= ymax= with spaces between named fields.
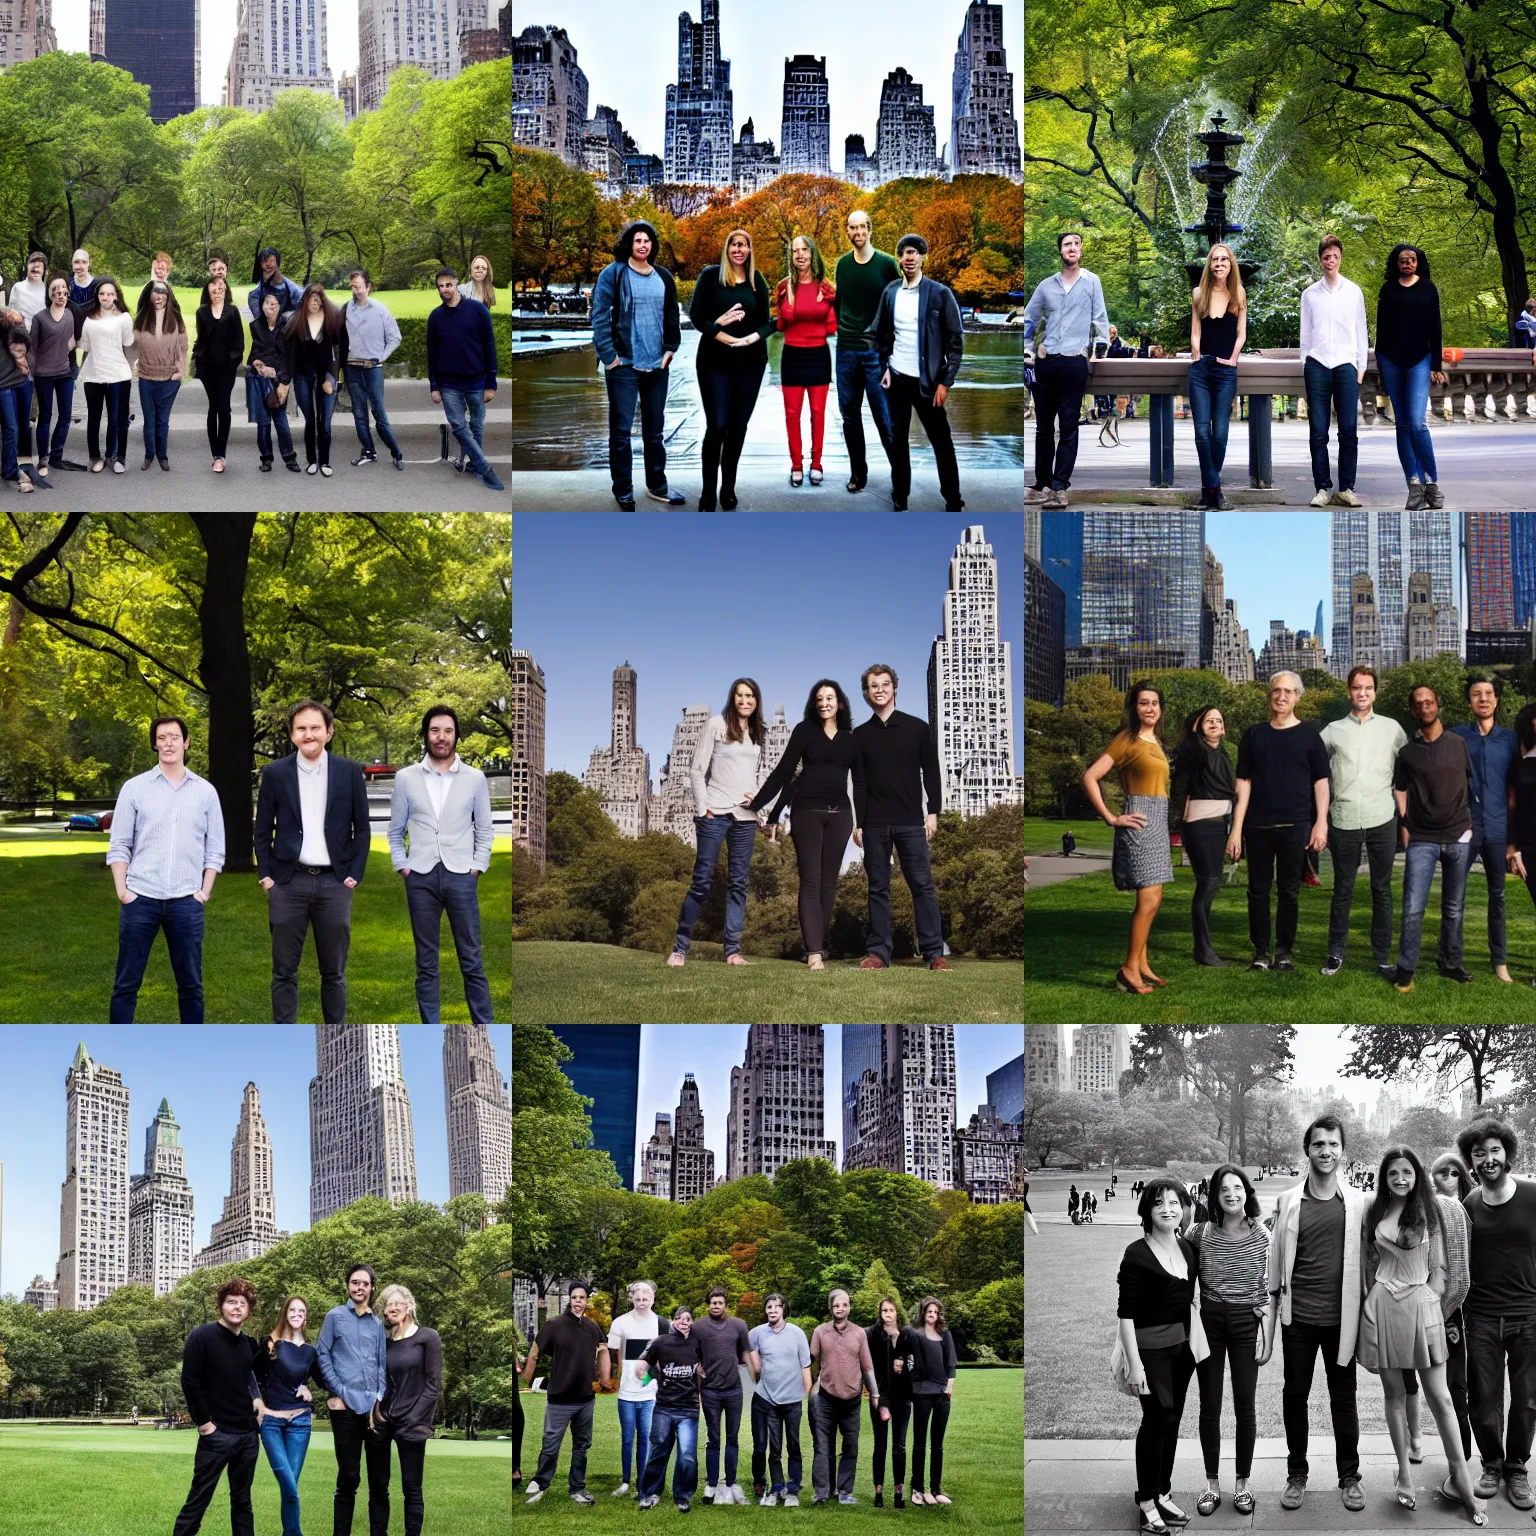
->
xmin=77 ymin=312 xmax=136 ymax=385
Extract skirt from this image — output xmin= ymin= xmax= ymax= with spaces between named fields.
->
xmin=780 ymin=341 xmax=831 ymax=388
xmin=1359 ymin=1281 xmax=1448 ymax=1372
xmin=1112 ymin=794 xmax=1174 ymax=890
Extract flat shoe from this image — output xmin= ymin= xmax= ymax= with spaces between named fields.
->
xmin=1231 ymin=1490 xmax=1254 ymax=1515
xmin=1196 ymin=1490 xmax=1220 ymax=1516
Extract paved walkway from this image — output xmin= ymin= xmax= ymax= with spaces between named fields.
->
xmin=1026 ymin=852 xmax=1112 ymax=889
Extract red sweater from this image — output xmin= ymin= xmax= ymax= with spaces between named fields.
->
xmin=776 ymin=279 xmax=837 ymax=348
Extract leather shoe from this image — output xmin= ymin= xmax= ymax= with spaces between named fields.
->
xmin=614 ymin=494 xmax=636 ymax=510
xmin=929 ymin=957 xmax=952 ymax=971
xmin=859 ymin=955 xmax=888 ymax=969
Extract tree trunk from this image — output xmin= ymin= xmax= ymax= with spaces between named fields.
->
xmin=1464 ymin=65 xmax=1531 ymax=339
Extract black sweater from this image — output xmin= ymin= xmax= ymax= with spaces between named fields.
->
xmin=689 ymin=265 xmax=776 ymax=372
xmin=1170 ymin=738 xmax=1236 ymax=813
xmin=900 ymin=1326 xmax=957 ymax=1396
xmin=285 ymin=320 xmax=348 ymax=383
xmin=1116 ymin=1236 xmax=1197 ymax=1329
xmin=851 ymin=709 xmax=942 ymax=827
xmin=750 ymin=719 xmax=855 ymax=819
xmin=383 ymin=1327 xmax=443 ymax=1443
xmin=246 ymin=315 xmax=292 ymax=381
xmin=192 ymin=304 xmax=245 ymax=382
xmin=864 ymin=1323 xmax=912 ymax=1405
xmin=181 ymin=1322 xmax=273 ymax=1433
xmin=1375 ymin=278 xmax=1443 ymax=371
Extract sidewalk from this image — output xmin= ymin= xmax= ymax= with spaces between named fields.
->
xmin=1026 ymin=852 xmax=1112 ymax=889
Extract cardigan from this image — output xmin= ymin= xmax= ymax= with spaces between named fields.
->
xmin=1265 ymin=1179 xmax=1369 ymax=1364
xmin=863 ymin=1323 xmax=912 ymax=1406
xmin=1118 ymin=1235 xmax=1198 ymax=1332
xmin=285 ymin=319 xmax=348 ymax=384
xmin=689 ymin=714 xmax=762 ymax=820
xmin=1437 ymin=1193 xmax=1471 ymax=1317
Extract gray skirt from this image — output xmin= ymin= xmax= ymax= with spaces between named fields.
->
xmin=1112 ymin=794 xmax=1174 ymax=890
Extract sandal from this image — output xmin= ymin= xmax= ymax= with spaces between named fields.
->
xmin=1114 ymin=967 xmax=1153 ymax=994
xmin=1196 ymin=1490 xmax=1220 ymax=1517
xmin=1231 ymin=1490 xmax=1254 ymax=1515
xmin=1395 ymin=1478 xmax=1416 ymax=1510
xmin=1139 ymin=1513 xmax=1170 ymax=1536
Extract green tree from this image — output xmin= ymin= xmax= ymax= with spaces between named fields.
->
xmin=770 ymin=1160 xmax=845 ymax=1248
xmin=968 ymin=1277 xmax=1024 ymax=1362
xmin=923 ymin=1205 xmax=1024 ymax=1289
xmin=851 ymin=1258 xmax=907 ymax=1326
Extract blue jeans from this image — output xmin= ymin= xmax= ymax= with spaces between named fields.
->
xmin=259 ymin=1416 xmax=312 ymax=1536
xmin=835 ymin=345 xmax=894 ymax=481
xmin=0 ymin=380 xmax=32 ymax=480
xmin=1398 ymin=836 xmax=1472 ymax=974
xmin=404 ymin=862 xmax=493 ymax=1024
xmin=702 ymin=1387 xmax=743 ymax=1487
xmin=640 ymin=1408 xmax=699 ymax=1504
xmin=246 ymin=374 xmax=295 ymax=461
xmin=347 ymin=365 xmax=401 ymax=459
xmin=440 ymin=386 xmax=492 ymax=480
xmin=139 ymin=378 xmax=179 ymax=460
xmin=1377 ymin=353 xmax=1437 ymax=483
xmin=293 ymin=373 xmax=336 ymax=466
xmin=604 ymin=363 xmax=668 ymax=496
xmin=617 ymin=1397 xmax=654 ymax=1486
xmin=35 ymin=376 xmax=73 ymax=463
xmin=674 ymin=814 xmax=757 ymax=956
xmin=1303 ymin=358 xmax=1359 ymax=491
xmin=1187 ymin=355 xmax=1237 ymax=490
xmin=864 ymin=823 xmax=944 ymax=963
xmin=1471 ymin=836 xmax=1508 ymax=966
xmin=111 ymin=893 xmax=205 ymax=1022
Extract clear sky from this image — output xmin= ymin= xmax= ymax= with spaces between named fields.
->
xmin=0 ymin=1025 xmax=511 ymax=1300
xmin=512 ymin=513 xmax=1023 ymax=779
xmin=1207 ymin=513 xmax=1332 ymax=642
xmin=533 ymin=0 xmax=1023 ymax=172
xmin=1282 ymin=1025 xmax=1511 ymax=1103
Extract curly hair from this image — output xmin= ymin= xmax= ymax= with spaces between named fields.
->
xmin=217 ymin=1278 xmax=258 ymax=1308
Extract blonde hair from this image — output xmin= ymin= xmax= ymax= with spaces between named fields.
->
xmin=467 ymin=256 xmax=496 ymax=306
xmin=1192 ymin=244 xmax=1246 ymax=319
xmin=719 ymin=227 xmax=756 ymax=290
xmin=378 ymin=1283 xmax=418 ymax=1337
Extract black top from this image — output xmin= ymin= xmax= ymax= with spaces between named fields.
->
xmin=181 ymin=1322 xmax=272 ymax=1433
xmin=864 ymin=1324 xmax=912 ymax=1405
xmin=192 ymin=303 xmax=245 ymax=381
xmin=1197 ymin=308 xmax=1239 ymax=361
xmin=1235 ymin=721 xmax=1330 ymax=827
xmin=1116 ymin=1237 xmax=1197 ymax=1329
xmin=285 ymin=320 xmax=348 ymax=382
xmin=246 ymin=315 xmax=292 ymax=381
xmin=640 ymin=1330 xmax=705 ymax=1412
xmin=851 ymin=709 xmax=943 ymax=828
xmin=248 ymin=1340 xmax=327 ymax=1415
xmin=1170 ymin=738 xmax=1236 ymax=811
xmin=750 ymin=718 xmax=855 ymax=819
xmin=691 ymin=1314 xmax=752 ymax=1393
xmin=1290 ymin=1189 xmax=1346 ymax=1325
xmin=1465 ymin=1181 xmax=1536 ymax=1321
xmin=1375 ymin=278 xmax=1443 ymax=370
xmin=383 ymin=1327 xmax=443 ymax=1442
xmin=689 ymin=265 xmax=776 ymax=372
xmin=900 ymin=1326 xmax=957 ymax=1396
xmin=1513 ymin=755 xmax=1536 ymax=848
xmin=534 ymin=1310 xmax=607 ymax=1405
xmin=1393 ymin=728 xmax=1473 ymax=840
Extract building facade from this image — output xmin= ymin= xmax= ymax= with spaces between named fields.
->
xmin=584 ymin=663 xmax=651 ymax=838
xmin=0 ymin=0 xmax=55 ymax=62
xmin=194 ymin=1084 xmax=289 ymax=1269
xmin=638 ymin=1112 xmax=673 ymax=1199
xmin=1210 ymin=599 xmax=1254 ymax=685
xmin=512 ymin=24 xmax=588 ymax=165
xmin=510 ymin=648 xmax=547 ymax=869
xmin=582 ymin=103 xmax=628 ymax=197
xmin=780 ymin=54 xmax=830 ymax=175
xmin=1040 ymin=510 xmax=1084 ymax=646
xmin=663 ymin=0 xmax=734 ymax=184
xmin=24 ymin=1275 xmax=58 ymax=1312
xmin=842 ymin=133 xmax=877 ymax=190
xmin=670 ymin=1074 xmax=715 ymax=1205
xmin=1081 ymin=511 xmax=1205 ymax=667
xmin=1350 ymin=572 xmax=1382 ymax=674
xmin=57 ymin=1042 xmax=130 ymax=1312
xmin=222 ymin=0 xmax=333 ymax=112
xmin=731 ymin=117 xmax=781 ymax=193
xmin=1023 ymin=554 xmax=1065 ymax=706
xmin=336 ymin=70 xmax=357 ymax=118
xmin=444 ymin=1024 xmax=512 ymax=1210
xmin=104 ymin=0 xmax=198 ymax=123
xmin=309 ymin=1026 xmax=418 ymax=1224
xmin=649 ymin=704 xmax=713 ymax=845
xmin=1024 ymin=1025 xmax=1070 ymax=1093
xmin=842 ymin=1026 xmax=957 ymax=1189
xmin=841 ymin=1025 xmax=884 ymax=1174
xmin=128 ymin=1099 xmax=195 ymax=1296
xmin=1331 ymin=511 xmax=1461 ymax=676
xmin=955 ymin=1104 xmax=1024 ymax=1203
xmin=358 ymin=0 xmax=458 ymax=113
xmin=1255 ymin=620 xmax=1327 ymax=680
xmin=986 ymin=1053 xmax=1024 ymax=1125
xmin=548 ymin=1025 xmax=641 ymax=1192
xmin=1072 ymin=1024 xmax=1130 ymax=1094
xmin=948 ymin=1 xmax=1020 ymax=181
xmin=726 ymin=1063 xmax=752 ymax=1183
xmin=740 ymin=1025 xmax=834 ymax=1179
xmin=874 ymin=67 xmax=939 ymax=182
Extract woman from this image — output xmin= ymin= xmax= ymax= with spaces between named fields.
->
xmin=1025 ymin=1181 xmax=1039 ymax=1237
xmin=376 ymin=1283 xmax=443 ymax=1536
xmin=1358 ymin=1146 xmax=1485 ymax=1522
xmin=748 ymin=678 xmax=854 ymax=969
xmin=192 ymin=274 xmax=244 ymax=472
xmin=1509 ymin=703 xmax=1536 ymax=972
xmin=636 ymin=1304 xmax=704 ymax=1512
xmin=865 ymin=1298 xmax=912 ymax=1508
xmin=512 ymin=1332 xmax=525 ymax=1490
xmin=77 ymin=276 xmax=134 ymax=473
xmin=1429 ymin=1153 xmax=1474 ymax=1463
xmin=775 ymin=234 xmax=837 ymax=486
xmin=903 ymin=1297 xmax=956 ymax=1506
xmin=1376 ymin=245 xmax=1446 ymax=511
xmin=132 ymin=280 xmax=186 ymax=471
xmin=246 ymin=290 xmax=299 ymax=472
xmin=30 ymin=275 xmax=80 ymax=478
xmin=1188 ymin=244 xmax=1247 ymax=510
xmin=254 ymin=1296 xmax=327 ymax=1536
xmin=1119 ymin=1179 xmax=1199 ymax=1534
xmin=466 ymin=255 xmax=497 ymax=308
xmin=0 ymin=309 xmax=32 ymax=492
xmin=285 ymin=281 xmax=348 ymax=476
xmin=1082 ymin=681 xmax=1173 ymax=994
xmin=668 ymin=678 xmax=766 ymax=967
xmin=1171 ymin=706 xmax=1236 ymax=967
xmin=689 ymin=227 xmax=775 ymax=509
xmin=1192 ymin=1165 xmax=1271 ymax=1517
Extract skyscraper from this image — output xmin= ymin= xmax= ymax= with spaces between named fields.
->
xmin=841 ymin=1025 xmax=883 ymax=1173
xmin=584 ymin=662 xmax=651 ymax=838
xmin=129 ymin=1099 xmax=195 ymax=1295
xmin=222 ymin=0 xmax=333 ymax=111
xmin=841 ymin=133 xmax=877 ymax=190
xmin=1040 ymin=511 xmax=1083 ymax=647
xmin=670 ymin=1073 xmax=715 ymax=1204
xmin=1331 ymin=512 xmax=1460 ymax=675
xmin=948 ymin=1 xmax=1020 ymax=181
xmin=986 ymin=1052 xmax=1024 ymax=1125
xmin=513 ymin=25 xmax=589 ymax=164
xmin=1072 ymin=1025 xmax=1131 ymax=1093
xmin=955 ymin=1104 xmax=1024 ymax=1203
xmin=57 ymin=1042 xmax=130 ymax=1311
xmin=194 ymin=1084 xmax=289 ymax=1269
xmin=510 ymin=649 xmax=547 ymax=868
xmin=549 ymin=1025 xmax=641 ymax=1191
xmin=779 ymin=54 xmax=830 ymax=175
xmin=1024 ymin=1026 xmax=1069 ymax=1092
xmin=1079 ymin=511 xmax=1205 ymax=666
xmin=639 ymin=1112 xmax=673 ymax=1198
xmin=739 ymin=1026 xmax=835 ymax=1178
xmin=663 ymin=0 xmax=734 ymax=184
xmin=0 ymin=0 xmax=56 ymax=61
xmin=841 ymin=1027 xmax=957 ymax=1189
xmin=649 ymin=704 xmax=713 ymax=844
xmin=358 ymin=0 xmax=458 ymax=113
xmin=309 ymin=1026 xmax=418 ymax=1225
xmin=726 ymin=1063 xmax=751 ymax=1183
xmin=1024 ymin=554 xmax=1066 ymax=706
xmin=24 ymin=1275 xmax=58 ymax=1312
xmin=874 ymin=66 xmax=937 ymax=182
xmin=104 ymin=0 xmax=198 ymax=123
xmin=444 ymin=1025 xmax=512 ymax=1210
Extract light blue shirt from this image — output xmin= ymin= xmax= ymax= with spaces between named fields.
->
xmin=316 ymin=1303 xmax=388 ymax=1413
xmin=628 ymin=267 xmax=666 ymax=369
xmin=344 ymin=298 xmax=402 ymax=364
xmin=748 ymin=1320 xmax=810 ymax=1406
xmin=106 ymin=764 xmax=226 ymax=898
xmin=1023 ymin=268 xmax=1110 ymax=357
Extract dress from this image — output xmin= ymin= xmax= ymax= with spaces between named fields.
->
xmin=1358 ymin=1217 xmax=1448 ymax=1372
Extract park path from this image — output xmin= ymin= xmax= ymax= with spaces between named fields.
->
xmin=1026 ymin=851 xmax=1112 ymax=889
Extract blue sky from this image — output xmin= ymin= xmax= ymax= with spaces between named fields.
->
xmin=1207 ymin=514 xmax=1332 ymax=640
xmin=0 ymin=1025 xmax=510 ymax=1300
xmin=512 ymin=513 xmax=1023 ymax=778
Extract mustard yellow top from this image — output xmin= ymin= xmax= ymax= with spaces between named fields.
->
xmin=1106 ymin=731 xmax=1170 ymax=800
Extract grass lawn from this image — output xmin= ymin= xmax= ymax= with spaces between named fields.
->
xmin=154 ymin=286 xmax=491 ymax=322
xmin=520 ymin=1370 xmax=1022 ymax=1533
xmin=512 ymin=940 xmax=1021 ymax=1023
xmin=0 ymin=1423 xmax=510 ymax=1536
xmin=1024 ymin=817 xmax=1115 ymax=856
xmin=0 ymin=835 xmax=510 ymax=1023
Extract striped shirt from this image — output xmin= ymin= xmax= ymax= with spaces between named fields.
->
xmin=1197 ymin=1218 xmax=1271 ymax=1307
xmin=106 ymin=764 xmax=226 ymax=898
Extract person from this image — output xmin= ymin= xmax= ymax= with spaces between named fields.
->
xmin=0 ymin=309 xmax=33 ymax=493
xmin=1061 ymin=828 xmax=1077 ymax=855
xmin=634 ymin=1305 xmax=705 ymax=1512
xmin=1452 ymin=676 xmax=1518 ymax=984
xmin=809 ymin=1289 xmax=880 ymax=1506
xmin=172 ymin=1278 xmax=271 ymax=1536
xmin=133 ymin=279 xmax=187 ymax=471
xmin=1358 ymin=1146 xmax=1486 ymax=1521
xmin=1374 ymin=244 xmax=1447 ymax=508
xmin=245 ymin=291 xmax=299 ymax=472
xmin=197 ymin=252 xmax=232 ymax=309
xmin=251 ymin=1296 xmax=327 ymax=1536
xmin=513 ymin=1335 xmax=525 ymax=1490
xmin=1392 ymin=684 xmax=1475 ymax=992
xmin=343 ymin=268 xmax=405 ymax=470
xmin=105 ymin=716 xmax=224 ymax=1022
xmin=866 ymin=1297 xmax=913 ymax=1507
xmin=606 ymin=1281 xmax=669 ymax=1498
xmin=1023 ymin=232 xmax=1110 ymax=509
xmin=1025 ymin=1184 xmax=1040 ymax=1238
xmin=875 ymin=234 xmax=966 ymax=511
xmin=135 ymin=251 xmax=175 ymax=315
xmin=374 ymin=1284 xmax=442 ymax=1536
xmin=1299 ymin=234 xmax=1369 ymax=507
xmin=1319 ymin=665 xmax=1407 ymax=979
xmin=1264 ymin=1116 xmax=1370 ymax=1514
xmin=905 ymin=1300 xmax=956 ymax=1507
xmin=747 ymin=1293 xmax=811 ymax=1507
xmin=1429 ymin=1154 xmax=1476 ymax=1466
xmin=593 ymin=221 xmax=680 ymax=509
xmin=9 ymin=252 xmax=49 ymax=325
xmin=1069 ymin=1185 xmax=1081 ymax=1222
xmin=668 ymin=678 xmax=766 ymax=966
xmin=1228 ymin=671 xmax=1331 ymax=972
xmin=833 ymin=209 xmax=898 ymax=494
xmin=284 ymin=282 xmax=347 ymax=477
xmin=247 ymin=246 xmax=304 ymax=323
xmin=1188 ymin=244 xmax=1247 ymax=509
xmin=253 ymin=699 xmax=371 ymax=1024
xmin=694 ymin=1287 xmax=753 ymax=1505
xmin=66 ymin=248 xmax=100 ymax=318
xmin=1082 ymin=681 xmax=1173 ymax=993
xmin=77 ymin=276 xmax=134 ymax=473
xmin=316 ymin=1263 xmax=391 ymax=1531
xmin=748 ymin=679 xmax=855 ymax=970
xmin=1170 ymin=704 xmax=1236 ymax=966
xmin=688 ymin=227 xmax=775 ymax=509
xmin=523 ymin=1283 xmax=608 ymax=1506
xmin=1510 ymin=703 xmax=1536 ymax=979
xmin=1517 ymin=299 xmax=1536 ymax=351
xmin=30 ymin=275 xmax=81 ymax=478
xmin=466 ymin=254 xmax=497 ymax=308
xmin=423 ymin=264 xmax=502 ymax=489
xmin=387 ymin=705 xmax=495 ymax=1024
xmin=193 ymin=274 xmax=244 ymax=473
xmin=775 ymin=234 xmax=838 ymax=488
xmin=851 ymin=663 xmax=947 ymax=970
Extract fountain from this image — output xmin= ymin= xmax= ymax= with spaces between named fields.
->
xmin=1183 ymin=111 xmax=1259 ymax=291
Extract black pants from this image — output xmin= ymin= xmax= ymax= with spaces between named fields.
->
xmin=887 ymin=372 xmax=961 ymax=505
xmin=1198 ymin=1302 xmax=1260 ymax=1478
xmin=1281 ymin=1319 xmax=1360 ymax=1484
xmin=512 ymin=1389 xmax=524 ymax=1469
xmin=376 ymin=1424 xmax=425 ymax=1536
xmin=331 ymin=1406 xmax=392 ymax=1536
xmin=1181 ymin=815 xmax=1228 ymax=962
xmin=173 ymin=1426 xmax=260 ymax=1536
xmin=810 ymin=1388 xmax=861 ymax=1500
xmin=868 ymin=1397 xmax=911 ymax=1487
xmin=864 ymin=822 xmax=944 ymax=964
xmin=1244 ymin=822 xmax=1308 ymax=955
xmin=1444 ymin=1307 xmax=1473 ymax=1459
xmin=698 ymin=362 xmax=763 ymax=499
xmin=910 ymin=1393 xmax=952 ymax=1496
xmin=701 ymin=1387 xmax=743 ymax=1487
xmin=789 ymin=800 xmax=853 ymax=956
xmin=1031 ymin=353 xmax=1089 ymax=490
xmin=202 ymin=370 xmax=235 ymax=456
xmin=1326 ymin=815 xmax=1397 ymax=965
xmin=268 ymin=870 xmax=353 ymax=1023
xmin=1465 ymin=1310 xmax=1536 ymax=1473
xmin=1133 ymin=1345 xmax=1194 ymax=1503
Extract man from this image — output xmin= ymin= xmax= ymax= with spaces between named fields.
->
xmin=172 ymin=1278 xmax=271 ymax=1536
xmin=832 ymin=210 xmax=898 ymax=494
xmin=1451 ymin=676 xmax=1518 ymax=984
xmin=1227 ymin=671 xmax=1331 ymax=972
xmin=388 ymin=704 xmax=495 ymax=1024
xmin=606 ymin=1280 xmax=669 ymax=1497
xmin=426 ymin=266 xmax=503 ymax=491
xmin=342 ymin=269 xmax=405 ymax=470
xmin=247 ymin=246 xmax=304 ymax=322
xmin=9 ymin=252 xmax=48 ymax=324
xmin=1392 ymin=684 xmax=1475 ymax=992
xmin=1457 ymin=1117 xmax=1536 ymax=1510
xmin=106 ymin=716 xmax=224 ymax=1022
xmin=636 ymin=1305 xmax=706 ymax=1513
xmin=198 ymin=252 xmax=231 ymax=309
xmin=874 ymin=234 xmax=965 ymax=510
xmin=136 ymin=251 xmax=175 ymax=316
xmin=694 ymin=1287 xmax=753 ymax=1505
xmin=1299 ymin=234 xmax=1369 ymax=507
xmin=317 ymin=1263 xmax=390 ymax=1532
xmin=747 ymin=1293 xmax=812 ymax=1507
xmin=253 ymin=699 xmax=371 ymax=1024
xmin=522 ymin=1283 xmax=609 ymax=1506
xmin=1514 ymin=298 xmax=1536 ymax=351
xmin=1023 ymin=232 xmax=1110 ymax=509
xmin=850 ymin=664 xmax=946 ymax=970
xmin=808 ymin=1288 xmax=881 ymax=1507
xmin=1264 ymin=1116 xmax=1370 ymax=1513
xmin=66 ymin=248 xmax=99 ymax=313
xmin=1319 ymin=665 xmax=1407 ymax=979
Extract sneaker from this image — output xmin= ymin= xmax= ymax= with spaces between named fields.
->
xmin=701 ymin=1489 xmax=715 ymax=1504
xmin=929 ymin=956 xmax=952 ymax=971
xmin=1331 ymin=489 xmax=1362 ymax=506
xmin=1273 ymin=951 xmax=1295 ymax=972
xmin=1509 ymin=1470 xmax=1535 ymax=1508
xmin=612 ymin=1484 xmax=630 ymax=1497
xmin=1377 ymin=963 xmax=1398 ymax=981
xmin=759 ymin=1493 xmax=779 ymax=1508
xmin=640 ymin=1495 xmax=660 ymax=1510
xmin=526 ymin=1483 xmax=546 ymax=1504
xmin=1320 ymin=955 xmax=1344 ymax=976
xmin=1394 ymin=967 xmax=1416 ymax=993
xmin=839 ymin=1493 xmax=858 ymax=1505
xmin=874 ymin=1491 xmax=885 ymax=1507
xmin=1437 ymin=962 xmax=1475 ymax=984
xmin=1249 ymin=953 xmax=1271 ymax=971
xmin=1309 ymin=488 xmax=1332 ymax=507
xmin=112 ymin=459 xmax=125 ymax=473
xmin=392 ymin=455 xmax=405 ymax=471
xmin=351 ymin=452 xmax=377 ymax=467
xmin=1340 ymin=1480 xmax=1364 ymax=1511
xmin=729 ymin=1485 xmax=749 ymax=1504
xmin=306 ymin=462 xmax=318 ymax=474
xmin=1042 ymin=489 xmax=1068 ymax=509
xmin=572 ymin=1491 xmax=595 ymax=1505
xmin=480 ymin=470 xmax=506 ymax=490
xmin=782 ymin=1494 xmax=800 ymax=1507
xmin=677 ymin=1498 xmax=691 ymax=1513
xmin=1406 ymin=483 xmax=1427 ymax=510
xmin=1423 ymin=482 xmax=1444 ymax=508
xmin=1475 ymin=1465 xmax=1500 ymax=1499
xmin=320 ymin=464 xmax=334 ymax=477
xmin=1281 ymin=1479 xmax=1305 ymax=1510
xmin=614 ymin=494 xmax=636 ymax=510
xmin=1301 ymin=868 xmax=1322 ymax=888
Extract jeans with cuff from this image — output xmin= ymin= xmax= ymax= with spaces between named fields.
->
xmin=348 ymin=364 xmax=402 ymax=459
xmin=674 ymin=814 xmax=757 ymax=957
xmin=1397 ymin=835 xmax=1472 ymax=974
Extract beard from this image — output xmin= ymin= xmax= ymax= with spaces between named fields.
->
xmin=1478 ymin=1160 xmax=1505 ymax=1182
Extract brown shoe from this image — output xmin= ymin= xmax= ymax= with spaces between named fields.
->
xmin=930 ymin=957 xmax=952 ymax=971
xmin=859 ymin=955 xmax=888 ymax=969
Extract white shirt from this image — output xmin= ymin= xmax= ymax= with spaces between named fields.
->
xmin=891 ymin=284 xmax=922 ymax=377
xmin=608 ymin=1310 xmax=667 ymax=1402
xmin=78 ymin=312 xmax=136 ymax=384
xmin=9 ymin=279 xmax=47 ymax=324
xmin=296 ymin=749 xmax=331 ymax=867
xmin=426 ymin=755 xmax=458 ymax=820
xmin=1299 ymin=274 xmax=1369 ymax=373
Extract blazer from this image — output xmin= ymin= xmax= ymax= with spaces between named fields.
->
xmin=1264 ymin=1179 xmax=1370 ymax=1365
xmin=875 ymin=276 xmax=964 ymax=395
xmin=387 ymin=756 xmax=494 ymax=874
xmin=253 ymin=750 xmax=371 ymax=885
